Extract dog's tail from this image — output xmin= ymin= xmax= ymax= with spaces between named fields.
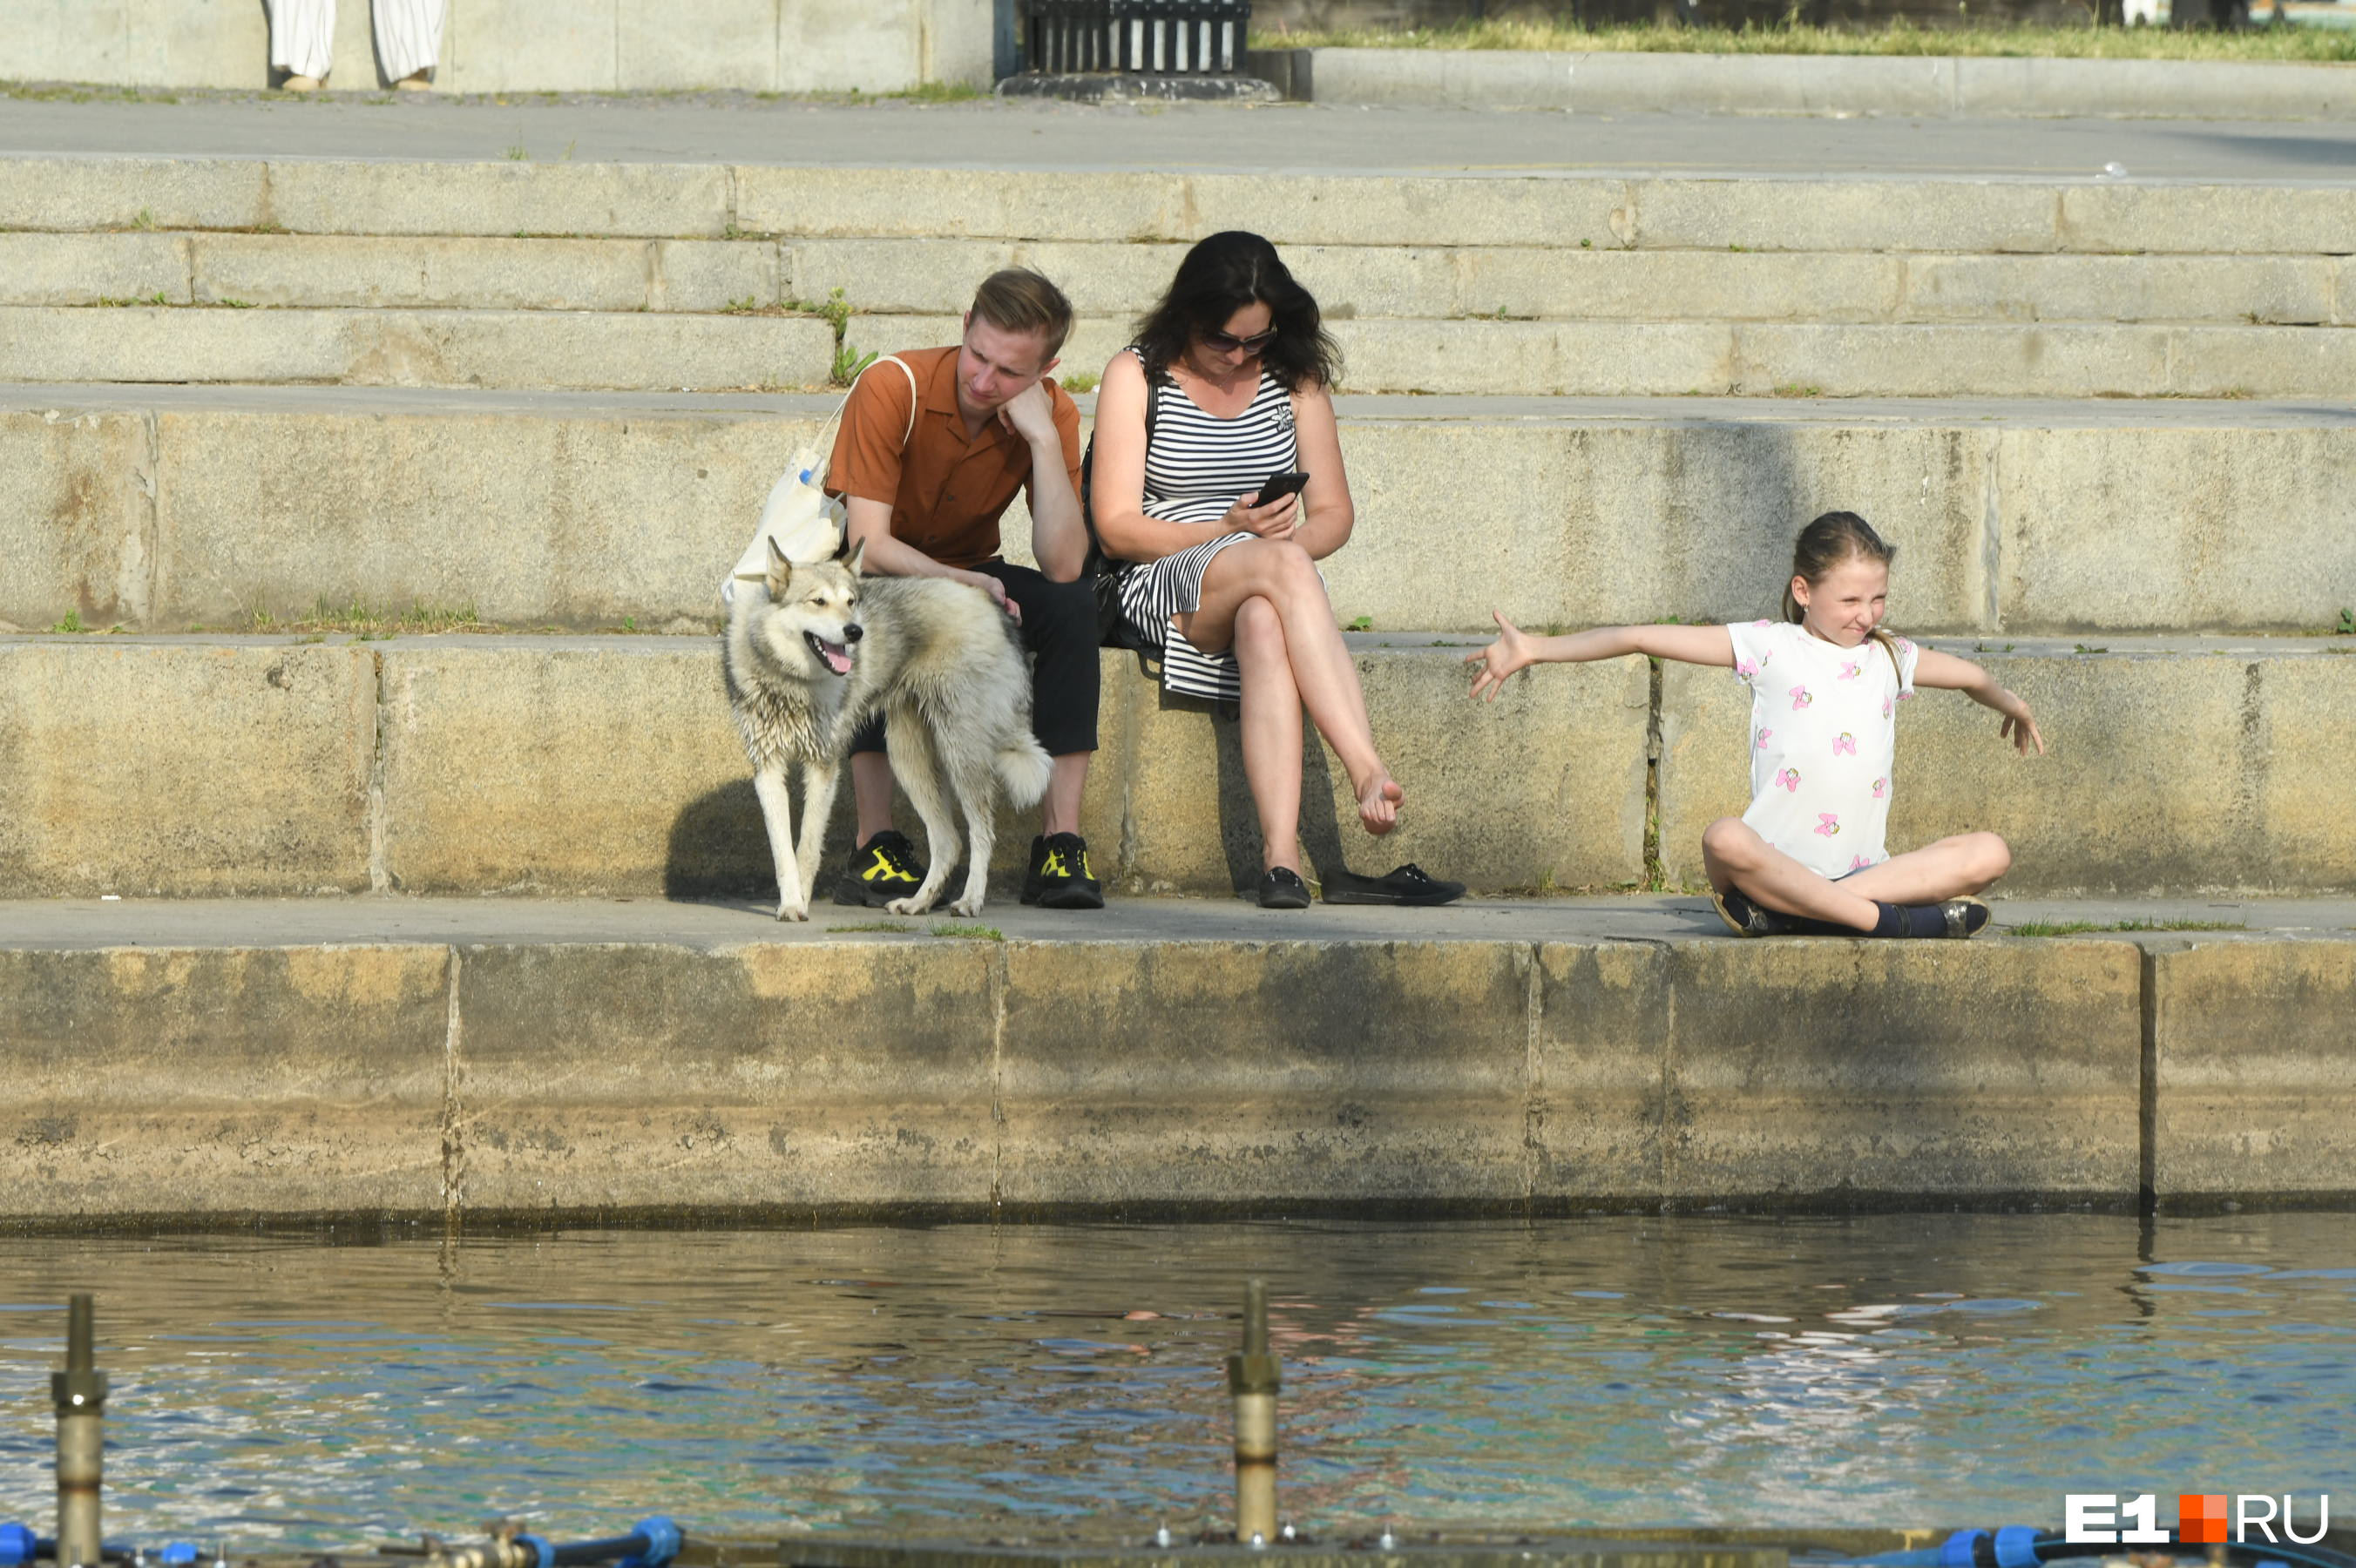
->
xmin=996 ymin=737 xmax=1053 ymax=809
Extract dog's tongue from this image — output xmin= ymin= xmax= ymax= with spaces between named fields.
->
xmin=819 ymin=641 xmax=853 ymax=676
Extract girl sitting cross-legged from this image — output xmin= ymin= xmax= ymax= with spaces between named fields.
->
xmin=1466 ymin=510 xmax=2045 ymax=939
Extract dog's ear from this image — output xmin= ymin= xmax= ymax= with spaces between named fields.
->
xmin=843 ymin=537 xmax=866 ymax=577
xmin=765 ymin=537 xmax=793 ymax=595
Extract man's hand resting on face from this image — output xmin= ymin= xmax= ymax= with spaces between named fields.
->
xmin=996 ymin=381 xmax=1060 ymax=447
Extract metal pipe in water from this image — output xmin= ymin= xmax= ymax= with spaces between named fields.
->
xmin=1225 ymin=1279 xmax=1280 ymax=1544
xmin=52 ymin=1295 xmax=106 ymax=1568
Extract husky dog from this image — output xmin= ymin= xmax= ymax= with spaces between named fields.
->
xmin=721 ymin=537 xmax=1053 ymax=921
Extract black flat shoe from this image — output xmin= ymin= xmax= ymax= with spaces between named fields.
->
xmin=1322 ymin=863 xmax=1466 ymax=907
xmin=1711 ymin=886 xmax=1789 ymax=937
xmin=1257 ymin=867 xmax=1311 ymax=909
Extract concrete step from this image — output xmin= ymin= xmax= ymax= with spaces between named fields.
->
xmin=4 ymin=305 xmax=2346 ymax=397
xmin=8 ymin=230 xmax=2349 ymax=328
xmin=13 ymin=157 xmax=2350 ymax=258
xmin=0 ymin=231 xmax=780 ymax=314
xmin=0 ymin=892 xmax=2348 ymax=1217
xmin=0 ymin=305 xmax=832 ymax=392
xmin=6 ymin=386 xmax=2351 ymax=638
xmin=0 ymin=633 xmax=2348 ymax=902
xmin=1276 ymin=48 xmax=2356 ymax=123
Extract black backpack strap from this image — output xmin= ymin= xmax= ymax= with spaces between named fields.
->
xmin=1080 ymin=355 xmax=1167 ymax=648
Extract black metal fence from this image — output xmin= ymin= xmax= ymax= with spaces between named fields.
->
xmin=1016 ymin=0 xmax=1252 ymax=75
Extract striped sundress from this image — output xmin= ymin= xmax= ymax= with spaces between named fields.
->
xmin=1113 ymin=350 xmax=1302 ymax=703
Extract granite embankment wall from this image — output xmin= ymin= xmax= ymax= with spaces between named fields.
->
xmin=0 ymin=929 xmax=2346 ymax=1220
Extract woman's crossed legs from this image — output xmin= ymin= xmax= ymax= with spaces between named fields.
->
xmin=1701 ymin=818 xmax=2012 ymax=932
xmin=1176 ymin=537 xmax=1402 ymax=875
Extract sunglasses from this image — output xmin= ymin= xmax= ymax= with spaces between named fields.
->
xmin=1202 ymin=326 xmax=1279 ymax=355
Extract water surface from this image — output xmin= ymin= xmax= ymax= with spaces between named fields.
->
xmin=0 ymin=1213 xmax=2348 ymax=1547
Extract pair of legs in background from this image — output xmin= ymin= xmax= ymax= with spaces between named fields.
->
xmin=1176 ymin=537 xmax=1403 ymax=876
xmin=1702 ymin=819 xmax=2011 ymax=934
xmin=266 ymin=0 xmax=443 ymax=85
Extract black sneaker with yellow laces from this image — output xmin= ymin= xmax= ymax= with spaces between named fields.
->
xmin=1022 ymin=832 xmax=1105 ymax=910
xmin=833 ymin=828 xmax=924 ymax=908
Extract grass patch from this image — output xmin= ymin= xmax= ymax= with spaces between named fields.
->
xmin=1059 ymin=371 xmax=1100 ymax=394
xmin=0 ymin=82 xmax=182 ymax=105
xmin=888 ymin=80 xmax=987 ymax=104
xmin=95 ymin=292 xmax=170 ymax=308
xmin=1344 ymin=614 xmax=1374 ymax=632
xmin=930 ymin=922 xmax=1004 ymax=940
xmin=2008 ymin=917 xmax=2250 ymax=937
xmin=826 ymin=921 xmax=916 ymax=934
xmin=2299 ymin=607 xmax=2356 ymax=637
xmin=219 ymin=600 xmax=498 ymax=638
xmin=782 ymin=286 xmax=881 ymax=387
xmin=1249 ymin=17 xmax=2356 ymax=61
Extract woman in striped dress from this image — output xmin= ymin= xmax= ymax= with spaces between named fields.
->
xmin=1090 ymin=232 xmax=1460 ymax=910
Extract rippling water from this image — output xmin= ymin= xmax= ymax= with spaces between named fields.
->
xmin=0 ymin=1213 xmax=2349 ymax=1548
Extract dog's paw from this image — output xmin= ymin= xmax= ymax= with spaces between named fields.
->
xmin=775 ymin=901 xmax=809 ymax=923
xmin=886 ymin=895 xmax=937 ymax=916
xmin=947 ymin=896 xmax=985 ymax=918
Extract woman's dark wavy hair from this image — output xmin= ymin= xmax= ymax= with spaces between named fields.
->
xmin=1132 ymin=231 xmax=1341 ymax=393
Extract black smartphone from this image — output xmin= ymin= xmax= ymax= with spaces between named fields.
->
xmin=1257 ymin=470 xmax=1310 ymax=504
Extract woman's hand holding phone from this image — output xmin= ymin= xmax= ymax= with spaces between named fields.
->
xmin=1222 ymin=489 xmax=1299 ymax=541
xmin=1222 ymin=470 xmax=1310 ymax=541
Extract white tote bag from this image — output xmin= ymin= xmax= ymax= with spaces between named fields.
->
xmin=721 ymin=355 xmax=919 ymax=605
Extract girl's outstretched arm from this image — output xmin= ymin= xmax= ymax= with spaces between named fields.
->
xmin=1914 ymin=647 xmax=2047 ymax=756
xmin=1468 ymin=613 xmax=1734 ymax=703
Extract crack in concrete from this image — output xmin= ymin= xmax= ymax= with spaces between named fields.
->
xmin=366 ymin=648 xmax=390 ymax=893
xmin=2138 ymin=943 xmax=2160 ymax=1212
xmin=1520 ymin=942 xmax=1543 ymax=1208
xmin=132 ymin=404 xmax=162 ymax=628
xmin=439 ymin=944 xmax=466 ymax=1221
xmin=988 ymin=942 xmax=1009 ymax=1215
xmin=1982 ymin=434 xmax=2003 ymax=633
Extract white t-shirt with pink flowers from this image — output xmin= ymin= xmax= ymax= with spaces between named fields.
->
xmin=1724 ymin=619 xmax=1919 ymax=879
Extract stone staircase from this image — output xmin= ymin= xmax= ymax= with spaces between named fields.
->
xmin=0 ymin=150 xmax=2352 ymax=908
xmin=1 ymin=159 xmax=2350 ymax=396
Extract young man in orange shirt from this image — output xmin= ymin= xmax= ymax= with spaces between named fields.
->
xmin=824 ymin=268 xmax=1103 ymax=910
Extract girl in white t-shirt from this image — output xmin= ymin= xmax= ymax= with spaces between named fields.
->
xmin=1466 ymin=511 xmax=2045 ymax=939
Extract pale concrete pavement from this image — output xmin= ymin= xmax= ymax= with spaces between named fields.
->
xmin=3 ymin=93 xmax=2354 ymax=180
xmin=0 ymin=891 xmax=2343 ymax=950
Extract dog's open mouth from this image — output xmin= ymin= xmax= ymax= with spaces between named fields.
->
xmin=804 ymin=631 xmax=855 ymax=677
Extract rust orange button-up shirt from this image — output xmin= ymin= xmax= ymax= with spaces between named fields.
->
xmin=823 ymin=345 xmax=1085 ymax=571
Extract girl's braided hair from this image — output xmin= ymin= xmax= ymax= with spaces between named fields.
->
xmin=1783 ymin=510 xmax=1903 ymax=672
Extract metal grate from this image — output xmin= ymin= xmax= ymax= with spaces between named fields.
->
xmin=1017 ymin=0 xmax=1252 ymax=76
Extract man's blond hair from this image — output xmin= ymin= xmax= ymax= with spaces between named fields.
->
xmin=970 ymin=267 xmax=1074 ymax=360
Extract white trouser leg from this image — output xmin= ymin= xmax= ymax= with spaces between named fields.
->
xmin=267 ymin=0 xmax=335 ymax=78
xmin=373 ymin=0 xmax=447 ymax=80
